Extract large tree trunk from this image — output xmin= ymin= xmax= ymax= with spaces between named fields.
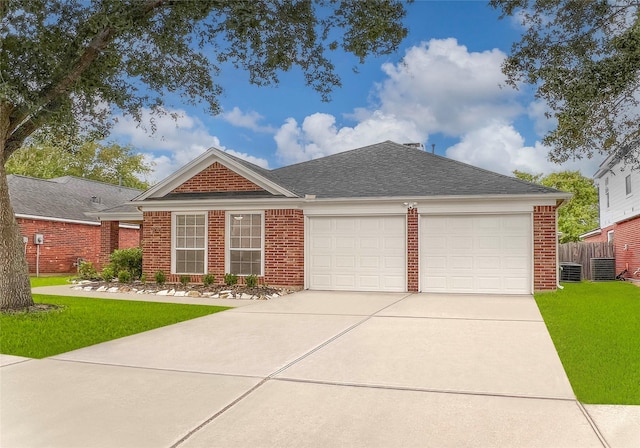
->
xmin=0 ymin=116 xmax=34 ymax=310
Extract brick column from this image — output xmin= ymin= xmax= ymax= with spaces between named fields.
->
xmin=533 ymin=206 xmax=558 ymax=291
xmin=100 ymin=221 xmax=120 ymax=269
xmin=407 ymin=208 xmax=419 ymax=292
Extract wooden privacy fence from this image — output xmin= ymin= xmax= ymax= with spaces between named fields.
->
xmin=558 ymin=242 xmax=615 ymax=281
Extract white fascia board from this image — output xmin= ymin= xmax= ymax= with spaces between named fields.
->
xmin=135 ymin=197 xmax=304 ymax=212
xmin=137 ymin=146 xmax=296 ymax=200
xmin=579 ymin=228 xmax=602 ymax=239
xmin=85 ymin=211 xmax=143 ymax=222
xmin=16 ymin=214 xmax=100 ymax=226
xmin=134 ymin=193 xmax=568 ymax=215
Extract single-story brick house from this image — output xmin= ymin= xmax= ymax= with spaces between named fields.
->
xmin=8 ymin=175 xmax=142 ymax=274
xmin=99 ymin=141 xmax=569 ymax=294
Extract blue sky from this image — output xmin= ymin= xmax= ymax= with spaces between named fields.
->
xmin=110 ymin=1 xmax=601 ymax=184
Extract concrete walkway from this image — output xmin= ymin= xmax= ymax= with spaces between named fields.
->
xmin=1 ymin=290 xmax=638 ymax=447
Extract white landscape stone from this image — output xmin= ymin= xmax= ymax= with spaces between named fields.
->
xmin=96 ymin=286 xmax=108 ymax=292
xmin=157 ymin=290 xmax=170 ymax=296
xmin=174 ymin=291 xmax=186 ymax=297
xmin=107 ymin=287 xmax=119 ymax=293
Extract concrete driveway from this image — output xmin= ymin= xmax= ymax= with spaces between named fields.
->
xmin=0 ymin=290 xmax=630 ymax=447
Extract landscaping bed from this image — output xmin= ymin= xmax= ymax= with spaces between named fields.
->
xmin=70 ymin=280 xmax=300 ymax=300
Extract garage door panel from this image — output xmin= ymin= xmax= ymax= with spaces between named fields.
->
xmin=384 ymin=255 xmax=405 ymax=270
xmin=421 ymin=215 xmax=531 ymax=294
xmin=309 ymin=216 xmax=406 ymax=292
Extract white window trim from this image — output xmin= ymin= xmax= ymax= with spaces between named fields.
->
xmin=607 ymin=230 xmax=614 ymax=243
xmin=225 ymin=211 xmax=265 ymax=276
xmin=625 ymin=174 xmax=632 ymax=197
xmin=171 ymin=212 xmax=208 ymax=275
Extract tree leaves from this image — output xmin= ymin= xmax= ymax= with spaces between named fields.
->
xmin=491 ymin=0 xmax=640 ymax=169
xmin=514 ymin=169 xmax=599 ymax=242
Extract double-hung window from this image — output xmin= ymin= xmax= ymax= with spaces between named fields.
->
xmin=228 ymin=213 xmax=263 ymax=276
xmin=173 ymin=213 xmax=206 ymax=274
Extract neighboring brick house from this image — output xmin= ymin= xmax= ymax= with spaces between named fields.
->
xmin=8 ymin=175 xmax=142 ymax=274
xmin=581 ymin=151 xmax=640 ymax=279
xmin=98 ymin=141 xmax=569 ymax=294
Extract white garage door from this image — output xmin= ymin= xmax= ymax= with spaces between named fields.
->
xmin=420 ymin=215 xmax=532 ymax=294
xmin=308 ymin=216 xmax=406 ymax=292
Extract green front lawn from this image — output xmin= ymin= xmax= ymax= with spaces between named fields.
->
xmin=1 ymin=294 xmax=229 ymax=358
xmin=535 ymin=281 xmax=640 ymax=405
xmin=30 ymin=275 xmax=74 ymax=288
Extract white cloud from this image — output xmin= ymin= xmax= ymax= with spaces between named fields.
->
xmin=274 ymin=112 xmax=424 ymax=164
xmin=377 ymin=38 xmax=521 ymax=135
xmin=112 ymin=108 xmax=269 ymax=183
xmin=445 ymin=122 xmax=552 ymax=175
xmin=222 ymin=107 xmax=276 ymax=133
xmin=274 ymin=38 xmax=522 ymax=166
xmin=445 ymin=122 xmax=601 ymax=177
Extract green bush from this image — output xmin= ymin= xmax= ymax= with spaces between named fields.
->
xmin=101 ymin=265 xmax=115 ymax=282
xmin=202 ymin=273 xmax=215 ymax=286
xmin=109 ymin=247 xmax=142 ymax=280
xmin=140 ymin=273 xmax=147 ymax=284
xmin=154 ymin=270 xmax=166 ymax=285
xmin=245 ymin=274 xmax=258 ymax=288
xmin=179 ymin=275 xmax=190 ymax=287
xmin=118 ymin=270 xmax=132 ymax=283
xmin=77 ymin=261 xmax=98 ymax=280
xmin=224 ymin=273 xmax=238 ymax=286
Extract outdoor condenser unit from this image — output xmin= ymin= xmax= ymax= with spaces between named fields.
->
xmin=560 ymin=262 xmax=582 ymax=282
xmin=591 ymin=258 xmax=616 ymax=281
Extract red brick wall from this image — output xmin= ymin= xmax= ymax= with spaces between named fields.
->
xmin=611 ymin=218 xmax=640 ymax=278
xmin=207 ymin=210 xmax=226 ymax=282
xmin=533 ymin=206 xmax=558 ymax=291
xmin=407 ymin=209 xmax=418 ymax=292
xmin=17 ymin=218 xmax=139 ymax=274
xmin=141 ymin=209 xmax=304 ymax=287
xmin=119 ymin=227 xmax=141 ymax=249
xmin=142 ymin=212 xmax=172 ymax=279
xmin=172 ymin=162 xmax=264 ymax=193
xmin=264 ymin=209 xmax=304 ymax=287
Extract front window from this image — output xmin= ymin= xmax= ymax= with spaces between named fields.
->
xmin=626 ymin=174 xmax=632 ymax=196
xmin=607 ymin=230 xmax=614 ymax=243
xmin=173 ymin=213 xmax=206 ymax=274
xmin=228 ymin=213 xmax=263 ymax=276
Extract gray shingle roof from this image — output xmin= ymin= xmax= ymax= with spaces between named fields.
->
xmin=271 ymin=141 xmax=561 ymax=198
xmin=8 ymin=175 xmax=142 ymax=223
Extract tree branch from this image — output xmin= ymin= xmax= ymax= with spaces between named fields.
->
xmin=7 ymin=0 xmax=166 ymax=144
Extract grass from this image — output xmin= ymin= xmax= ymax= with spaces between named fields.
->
xmin=1 ymin=294 xmax=229 ymax=358
xmin=30 ymin=275 xmax=74 ymax=288
xmin=535 ymin=281 xmax=640 ymax=405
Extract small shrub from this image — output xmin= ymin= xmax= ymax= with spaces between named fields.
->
xmin=155 ymin=270 xmax=166 ymax=285
xmin=78 ymin=261 xmax=98 ymax=280
xmin=245 ymin=274 xmax=258 ymax=288
xmin=179 ymin=275 xmax=190 ymax=287
xmin=109 ymin=247 xmax=142 ymax=280
xmin=118 ymin=270 xmax=132 ymax=283
xmin=202 ymin=273 xmax=215 ymax=286
xmin=140 ymin=273 xmax=147 ymax=284
xmin=224 ymin=273 xmax=238 ymax=286
xmin=101 ymin=265 xmax=115 ymax=282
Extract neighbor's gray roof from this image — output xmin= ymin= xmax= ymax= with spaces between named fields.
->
xmin=8 ymin=175 xmax=142 ymax=223
xmin=269 ymin=141 xmax=561 ymax=198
